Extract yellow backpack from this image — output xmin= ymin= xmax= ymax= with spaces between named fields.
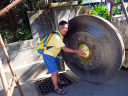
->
xmin=36 ymin=32 xmax=60 ymax=54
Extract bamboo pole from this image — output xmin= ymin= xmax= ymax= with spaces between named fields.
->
xmin=0 ymin=34 xmax=24 ymax=96
xmin=0 ymin=0 xmax=24 ymax=95
xmin=0 ymin=58 xmax=9 ymax=95
xmin=0 ymin=0 xmax=23 ymax=16
xmin=9 ymin=76 xmax=17 ymax=96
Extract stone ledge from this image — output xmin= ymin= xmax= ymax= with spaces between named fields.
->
xmin=112 ymin=14 xmax=127 ymax=22
xmin=0 ymin=38 xmax=40 ymax=52
xmin=50 ymin=1 xmax=78 ymax=8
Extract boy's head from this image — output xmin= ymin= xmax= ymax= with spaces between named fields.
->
xmin=58 ymin=20 xmax=69 ymax=36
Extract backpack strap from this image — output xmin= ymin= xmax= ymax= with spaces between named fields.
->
xmin=51 ymin=31 xmax=61 ymax=37
xmin=44 ymin=31 xmax=61 ymax=50
xmin=46 ymin=46 xmax=53 ymax=50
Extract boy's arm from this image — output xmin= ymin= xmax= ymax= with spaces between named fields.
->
xmin=61 ymin=46 xmax=85 ymax=56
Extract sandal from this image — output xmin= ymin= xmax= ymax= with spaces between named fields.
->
xmin=54 ymin=87 xmax=67 ymax=95
xmin=58 ymin=80 xmax=68 ymax=86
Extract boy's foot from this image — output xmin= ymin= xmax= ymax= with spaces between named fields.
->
xmin=54 ymin=87 xmax=67 ymax=95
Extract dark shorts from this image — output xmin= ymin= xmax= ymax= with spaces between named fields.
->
xmin=42 ymin=53 xmax=59 ymax=73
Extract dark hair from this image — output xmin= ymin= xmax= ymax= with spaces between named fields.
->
xmin=58 ymin=20 xmax=68 ymax=26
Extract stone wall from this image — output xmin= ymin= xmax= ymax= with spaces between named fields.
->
xmin=112 ymin=14 xmax=128 ymax=68
xmin=0 ymin=38 xmax=46 ymax=84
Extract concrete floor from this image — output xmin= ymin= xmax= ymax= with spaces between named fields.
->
xmin=49 ymin=69 xmax=128 ymax=96
xmin=1 ymin=69 xmax=128 ymax=96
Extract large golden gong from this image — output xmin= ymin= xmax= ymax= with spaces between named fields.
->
xmin=61 ymin=15 xmax=125 ymax=83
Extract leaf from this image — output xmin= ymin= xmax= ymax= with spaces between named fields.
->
xmin=91 ymin=4 xmax=122 ymax=20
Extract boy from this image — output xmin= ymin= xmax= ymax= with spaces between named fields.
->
xmin=42 ymin=20 xmax=85 ymax=95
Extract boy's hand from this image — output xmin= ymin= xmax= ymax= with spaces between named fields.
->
xmin=76 ymin=50 xmax=86 ymax=56
xmin=61 ymin=46 xmax=86 ymax=56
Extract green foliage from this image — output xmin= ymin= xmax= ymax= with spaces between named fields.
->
xmin=91 ymin=2 xmax=122 ymax=20
xmin=13 ymin=3 xmax=34 ymax=42
xmin=16 ymin=12 xmax=32 ymax=42
xmin=112 ymin=0 xmax=122 ymax=16
xmin=0 ymin=0 xmax=40 ymax=44
xmin=91 ymin=4 xmax=110 ymax=20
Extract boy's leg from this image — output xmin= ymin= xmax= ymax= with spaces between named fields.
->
xmin=52 ymin=71 xmax=65 ymax=86
xmin=43 ymin=54 xmax=66 ymax=94
xmin=57 ymin=73 xmax=60 ymax=82
xmin=51 ymin=71 xmax=58 ymax=90
xmin=57 ymin=73 xmax=67 ymax=85
xmin=51 ymin=71 xmax=66 ymax=94
xmin=55 ymin=57 xmax=61 ymax=83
